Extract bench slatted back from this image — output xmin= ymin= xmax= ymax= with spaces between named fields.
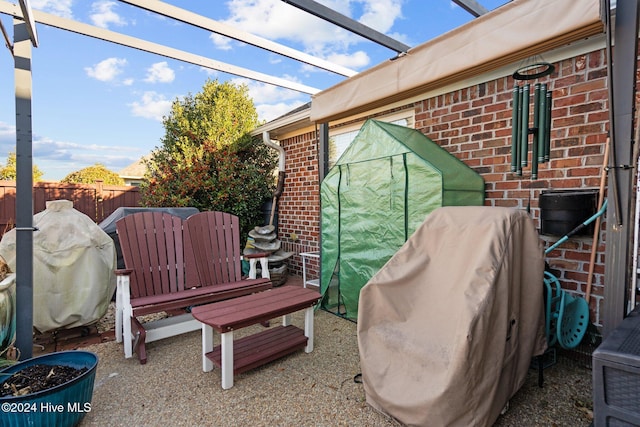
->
xmin=116 ymin=212 xmax=189 ymax=298
xmin=185 ymin=211 xmax=243 ymax=286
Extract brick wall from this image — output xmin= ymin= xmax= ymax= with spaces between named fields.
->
xmin=278 ymin=131 xmax=321 ymax=280
xmin=417 ymin=50 xmax=610 ymax=326
xmin=278 ymin=48 xmax=617 ymax=327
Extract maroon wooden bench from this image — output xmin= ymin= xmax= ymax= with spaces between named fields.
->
xmin=115 ymin=211 xmax=271 ymax=364
xmin=191 ymin=285 xmax=322 ymax=389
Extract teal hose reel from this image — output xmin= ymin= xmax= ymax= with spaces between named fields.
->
xmin=542 ymin=199 xmax=607 ymax=349
xmin=543 ymin=271 xmax=590 ymax=349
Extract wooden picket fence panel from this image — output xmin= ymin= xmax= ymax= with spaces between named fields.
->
xmin=0 ymin=180 xmax=141 ymax=237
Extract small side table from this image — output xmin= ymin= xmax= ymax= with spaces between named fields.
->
xmin=191 ymin=286 xmax=321 ymax=389
xmin=300 ymin=251 xmax=320 ymax=288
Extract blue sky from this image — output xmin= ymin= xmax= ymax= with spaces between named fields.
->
xmin=0 ymin=0 xmax=507 ymax=181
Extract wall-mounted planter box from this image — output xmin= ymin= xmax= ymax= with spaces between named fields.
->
xmin=539 ymin=189 xmax=598 ymax=237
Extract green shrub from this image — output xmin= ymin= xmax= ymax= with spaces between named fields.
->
xmin=140 ymin=79 xmax=277 ymax=238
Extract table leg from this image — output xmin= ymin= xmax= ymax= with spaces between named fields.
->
xmin=221 ymin=331 xmax=234 ymax=389
xmin=302 ymin=255 xmax=308 ymax=288
xmin=123 ymin=306 xmax=133 ymax=359
xmin=202 ymin=323 xmax=214 ymax=372
xmin=304 ymin=306 xmax=314 ymax=353
xmin=282 ymin=314 xmax=291 ymax=326
xmin=115 ymin=278 xmax=123 ymax=343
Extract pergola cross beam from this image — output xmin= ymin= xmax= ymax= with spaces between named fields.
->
xmin=0 ymin=1 xmax=321 ymax=94
xmin=281 ymin=0 xmax=411 ymax=54
xmin=120 ymin=0 xmax=357 ymax=78
xmin=452 ymin=0 xmax=490 ymax=18
xmin=17 ymin=0 xmax=37 ymax=46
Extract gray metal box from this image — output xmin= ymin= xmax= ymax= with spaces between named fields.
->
xmin=593 ymin=306 xmax=640 ymax=426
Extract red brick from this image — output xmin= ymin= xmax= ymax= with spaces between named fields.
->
xmin=554 ymin=94 xmax=587 ymax=107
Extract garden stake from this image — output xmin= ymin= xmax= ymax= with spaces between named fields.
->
xmin=586 ymin=139 xmax=609 ymax=304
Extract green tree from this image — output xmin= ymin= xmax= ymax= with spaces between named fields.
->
xmin=0 ymin=152 xmax=44 ymax=182
xmin=61 ymin=163 xmax=125 ymax=185
xmin=140 ymin=79 xmax=277 ymax=237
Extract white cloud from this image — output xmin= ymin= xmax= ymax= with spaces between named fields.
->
xmin=0 ymin=122 xmax=142 ymax=178
xmin=0 ymin=121 xmax=14 ymax=140
xmin=221 ymin=0 xmax=343 ymax=49
xmin=144 ymin=62 xmax=175 ymax=84
xmin=359 ymin=0 xmax=404 ymax=33
xmin=232 ymin=77 xmax=302 ymax=104
xmin=34 ymin=136 xmax=139 ymax=160
xmin=210 ymin=33 xmax=233 ymax=51
xmin=31 ymin=0 xmax=73 ymax=19
xmin=29 ymin=134 xmax=142 ymax=180
xmin=214 ymin=0 xmax=405 ymax=70
xmin=0 ymin=122 xmax=16 ymax=157
xmin=230 ymin=78 xmax=308 ymax=122
xmin=90 ymin=1 xmax=127 ymax=29
xmin=199 ymin=67 xmax=220 ymax=78
xmin=62 ymin=152 xmax=137 ymax=166
xmin=85 ymin=57 xmax=128 ymax=82
xmin=128 ymin=91 xmax=173 ymax=122
xmin=325 ymin=50 xmax=371 ymax=69
xmin=256 ymin=101 xmax=307 ymax=123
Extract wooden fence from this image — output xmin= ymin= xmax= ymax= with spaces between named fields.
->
xmin=0 ymin=180 xmax=141 ymax=237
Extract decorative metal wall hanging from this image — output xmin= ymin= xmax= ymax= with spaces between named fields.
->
xmin=511 ymin=82 xmax=552 ymax=179
xmin=511 ymin=56 xmax=554 ymax=180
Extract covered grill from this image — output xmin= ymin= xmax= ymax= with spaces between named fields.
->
xmin=357 ymin=206 xmax=546 ymax=426
xmin=0 ymin=200 xmax=116 ymax=333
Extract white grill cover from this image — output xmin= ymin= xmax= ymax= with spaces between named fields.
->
xmin=0 ymin=200 xmax=116 ymax=333
xmin=357 ymin=206 xmax=546 ymax=426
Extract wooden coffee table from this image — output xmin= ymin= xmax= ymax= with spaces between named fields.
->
xmin=191 ymin=286 xmax=322 ymax=389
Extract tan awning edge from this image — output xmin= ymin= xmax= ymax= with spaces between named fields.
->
xmin=310 ymin=0 xmax=603 ymax=123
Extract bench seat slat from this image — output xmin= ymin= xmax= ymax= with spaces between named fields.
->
xmin=132 ymin=280 xmax=271 ymax=316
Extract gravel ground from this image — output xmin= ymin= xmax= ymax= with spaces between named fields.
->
xmin=78 ymin=304 xmax=593 ymax=427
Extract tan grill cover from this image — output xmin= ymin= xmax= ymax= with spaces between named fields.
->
xmin=0 ymin=200 xmax=116 ymax=333
xmin=357 ymin=206 xmax=546 ymax=427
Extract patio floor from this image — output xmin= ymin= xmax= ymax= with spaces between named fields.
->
xmin=47 ymin=276 xmax=592 ymax=426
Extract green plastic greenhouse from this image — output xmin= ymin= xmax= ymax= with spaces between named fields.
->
xmin=320 ymin=119 xmax=485 ymax=320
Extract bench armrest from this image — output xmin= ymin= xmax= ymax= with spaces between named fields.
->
xmin=115 ymin=268 xmax=134 ymax=276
